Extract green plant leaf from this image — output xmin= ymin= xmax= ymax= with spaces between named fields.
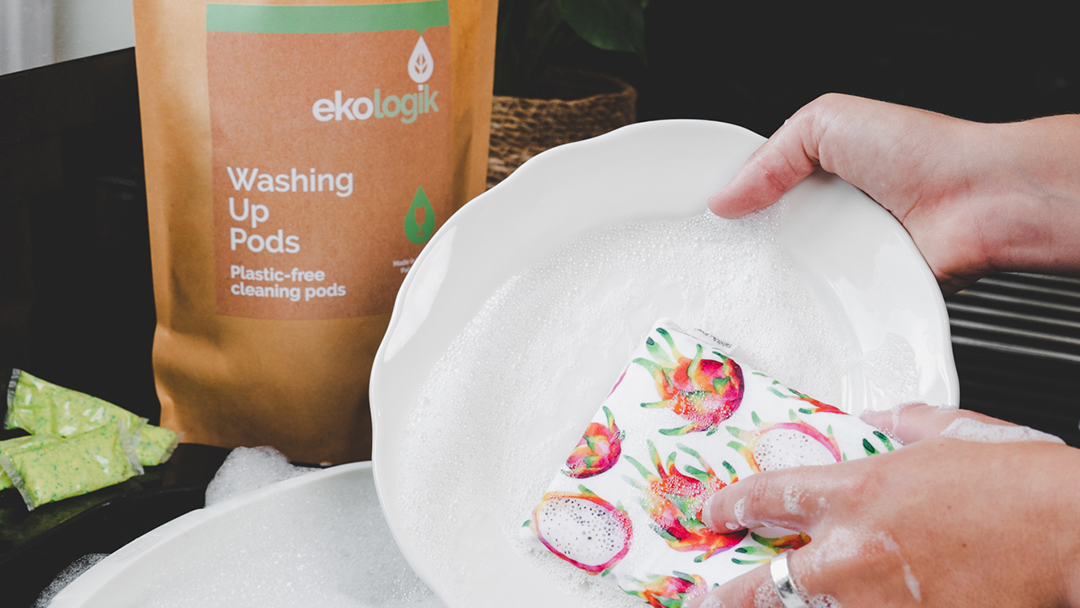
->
xmin=556 ymin=0 xmax=645 ymax=60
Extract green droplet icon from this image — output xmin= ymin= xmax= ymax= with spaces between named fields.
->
xmin=404 ymin=186 xmax=436 ymax=244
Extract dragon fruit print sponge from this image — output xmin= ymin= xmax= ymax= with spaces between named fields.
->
xmin=521 ymin=319 xmax=897 ymax=607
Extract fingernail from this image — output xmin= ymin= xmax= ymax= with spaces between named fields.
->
xmin=701 ymin=494 xmax=717 ymax=530
xmin=733 ymin=496 xmax=748 ymax=528
xmin=706 ymin=193 xmax=724 ymax=215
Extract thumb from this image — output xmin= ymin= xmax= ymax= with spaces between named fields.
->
xmin=707 ymin=101 xmax=833 ymax=218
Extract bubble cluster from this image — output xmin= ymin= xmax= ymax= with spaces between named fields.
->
xmin=204 ymin=446 xmax=312 ymax=507
xmin=753 ymin=429 xmax=836 ymax=471
xmin=35 ymin=554 xmax=108 ymax=608
xmin=940 ymin=418 xmax=1064 ymax=445
xmin=147 ymin=452 xmax=439 ymax=608
xmin=394 ymin=209 xmax=903 ymax=607
xmin=534 ymin=496 xmax=629 ymax=566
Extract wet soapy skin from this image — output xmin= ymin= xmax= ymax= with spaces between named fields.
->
xmin=940 ymin=417 xmax=1064 ymax=445
xmin=0 ymin=423 xmax=143 ymax=510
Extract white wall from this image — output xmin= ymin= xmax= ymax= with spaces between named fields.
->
xmin=53 ymin=0 xmax=134 ymax=63
xmin=0 ymin=0 xmax=134 ymax=76
xmin=0 ymin=0 xmax=55 ymax=75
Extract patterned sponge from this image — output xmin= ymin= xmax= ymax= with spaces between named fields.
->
xmin=520 ymin=319 xmax=897 ymax=607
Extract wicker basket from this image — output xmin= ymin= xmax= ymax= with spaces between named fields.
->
xmin=487 ymin=68 xmax=637 ymax=189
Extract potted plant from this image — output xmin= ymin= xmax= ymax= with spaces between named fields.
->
xmin=488 ymin=0 xmax=646 ymax=187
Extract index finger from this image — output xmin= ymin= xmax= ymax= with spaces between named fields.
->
xmin=702 ymin=461 xmax=866 ymax=533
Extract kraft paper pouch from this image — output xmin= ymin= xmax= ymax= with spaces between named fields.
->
xmin=521 ymin=320 xmax=898 ymax=607
xmin=0 ymin=424 xmax=143 ymax=510
xmin=132 ymin=0 xmax=498 ymax=462
xmin=6 ymin=370 xmax=147 ymax=439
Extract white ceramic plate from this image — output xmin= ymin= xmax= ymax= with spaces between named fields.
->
xmin=370 ymin=119 xmax=959 ymax=608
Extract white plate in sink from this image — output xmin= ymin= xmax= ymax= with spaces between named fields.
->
xmin=370 ymin=119 xmax=959 ymax=608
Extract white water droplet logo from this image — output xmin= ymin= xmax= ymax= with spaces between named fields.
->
xmin=408 ymin=36 xmax=433 ymax=84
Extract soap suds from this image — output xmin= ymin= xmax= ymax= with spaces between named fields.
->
xmin=879 ymin=531 xmax=921 ymax=603
xmin=204 ymin=446 xmax=311 ymax=507
xmin=940 ymin=418 xmax=1064 ymax=445
xmin=783 ymin=486 xmax=804 ymax=516
xmin=753 ymin=577 xmax=841 ymax=608
xmin=146 ymin=461 xmax=441 ymax=608
xmin=754 ymin=579 xmax=783 ymax=608
xmin=34 ymin=554 xmax=108 ymax=608
xmin=734 ymin=497 xmax=749 ymax=529
xmin=395 ymin=211 xmax=916 ymax=606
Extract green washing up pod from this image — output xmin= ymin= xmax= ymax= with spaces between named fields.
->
xmin=0 ymin=434 xmax=63 ymax=490
xmin=0 ymin=423 xmax=143 ymax=510
xmin=5 ymin=369 xmax=147 ymax=438
xmin=136 ymin=424 xmax=181 ymax=467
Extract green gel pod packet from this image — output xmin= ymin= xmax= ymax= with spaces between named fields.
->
xmin=5 ymin=369 xmax=147 ymax=438
xmin=136 ymin=424 xmax=181 ymax=467
xmin=0 ymin=423 xmax=144 ymax=510
xmin=0 ymin=434 xmax=63 ymax=491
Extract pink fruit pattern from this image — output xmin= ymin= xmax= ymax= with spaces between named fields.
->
xmin=565 ymin=406 xmax=624 ymax=478
xmin=731 ymin=531 xmax=812 ymax=565
xmin=623 ymin=571 xmax=709 ymax=608
xmin=727 ymin=410 xmax=844 ymax=472
xmin=525 ymin=485 xmax=633 ymax=575
xmin=625 ymin=440 xmax=747 ymax=562
xmin=634 ymin=328 xmax=743 ymax=436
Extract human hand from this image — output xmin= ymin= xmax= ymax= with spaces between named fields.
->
xmin=708 ymin=94 xmax=1080 ymax=294
xmin=686 ymin=404 xmax=1080 ymax=608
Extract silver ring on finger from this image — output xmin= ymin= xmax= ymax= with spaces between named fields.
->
xmin=770 ymin=551 xmax=808 ymax=608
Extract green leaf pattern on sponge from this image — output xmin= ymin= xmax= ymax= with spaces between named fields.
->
xmin=633 ymin=328 xmax=743 ymax=436
xmin=623 ymin=441 xmax=746 ymax=562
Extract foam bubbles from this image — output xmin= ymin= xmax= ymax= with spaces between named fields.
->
xmin=940 ymin=418 xmax=1064 ymax=445
xmin=754 ymin=429 xmax=836 ymax=471
xmin=141 ymin=463 xmax=443 ymax=608
xmin=533 ymin=495 xmax=629 ymax=566
xmin=394 ymin=210 xmax=900 ymax=606
xmin=878 ymin=532 xmax=920 ymax=603
xmin=783 ymin=486 xmax=804 ymax=516
xmin=754 ymin=579 xmax=783 ymax=608
xmin=733 ymin=497 xmax=748 ymax=529
xmin=698 ymin=595 xmax=726 ymax=608
xmin=35 ymin=553 xmax=108 ymax=607
xmin=204 ymin=446 xmax=312 ymax=507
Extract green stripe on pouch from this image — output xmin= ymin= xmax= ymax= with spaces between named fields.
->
xmin=206 ymin=1 xmax=450 ymax=34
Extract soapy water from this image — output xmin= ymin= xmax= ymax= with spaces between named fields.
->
xmin=35 ymin=554 xmax=109 ymax=607
xmin=394 ymin=210 xmax=925 ymax=606
xmin=43 ymin=447 xmax=444 ymax=608
xmin=138 ymin=447 xmax=443 ymax=608
xmin=754 ymin=578 xmax=841 ymax=608
xmin=940 ymin=417 xmax=1065 ymax=445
